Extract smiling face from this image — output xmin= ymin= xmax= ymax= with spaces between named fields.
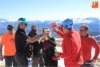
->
xmin=43 ymin=28 xmax=51 ymax=37
xmin=80 ymin=26 xmax=88 ymax=37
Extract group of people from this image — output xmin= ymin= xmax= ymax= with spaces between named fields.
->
xmin=0 ymin=17 xmax=99 ymax=67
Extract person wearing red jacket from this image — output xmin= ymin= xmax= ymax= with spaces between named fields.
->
xmin=80 ymin=24 xmax=100 ymax=67
xmin=52 ymin=19 xmax=83 ymax=67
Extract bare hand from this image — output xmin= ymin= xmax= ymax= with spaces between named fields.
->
xmin=55 ymin=52 xmax=59 ymax=56
xmin=90 ymin=59 xmax=96 ymax=64
xmin=55 ymin=23 xmax=59 ymax=28
xmin=53 ymin=28 xmax=58 ymax=32
xmin=41 ymin=32 xmax=48 ymax=37
xmin=40 ymin=36 xmax=48 ymax=42
xmin=0 ymin=56 xmax=3 ymax=61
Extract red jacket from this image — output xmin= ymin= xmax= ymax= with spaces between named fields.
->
xmin=81 ymin=35 xmax=100 ymax=62
xmin=57 ymin=26 xmax=83 ymax=67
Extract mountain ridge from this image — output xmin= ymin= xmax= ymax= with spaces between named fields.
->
xmin=0 ymin=17 xmax=100 ymax=37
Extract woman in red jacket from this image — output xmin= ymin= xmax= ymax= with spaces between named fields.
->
xmin=52 ymin=19 xmax=83 ymax=67
xmin=80 ymin=24 xmax=100 ymax=67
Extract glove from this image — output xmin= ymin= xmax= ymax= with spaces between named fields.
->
xmin=52 ymin=56 xmax=58 ymax=60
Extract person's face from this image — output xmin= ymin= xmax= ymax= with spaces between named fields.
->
xmin=21 ymin=23 xmax=27 ymax=30
xmin=80 ymin=26 xmax=88 ymax=36
xmin=8 ymin=28 xmax=14 ymax=34
xmin=33 ymin=25 xmax=38 ymax=31
xmin=44 ymin=29 xmax=50 ymax=36
xmin=62 ymin=26 xmax=67 ymax=33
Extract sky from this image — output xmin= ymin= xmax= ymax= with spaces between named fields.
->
xmin=0 ymin=0 xmax=100 ymax=21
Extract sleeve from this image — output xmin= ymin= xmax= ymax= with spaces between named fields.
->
xmin=56 ymin=26 xmax=64 ymax=38
xmin=91 ymin=38 xmax=100 ymax=60
xmin=58 ymin=38 xmax=72 ymax=59
xmin=1 ymin=33 xmax=6 ymax=45
xmin=47 ymin=37 xmax=57 ymax=47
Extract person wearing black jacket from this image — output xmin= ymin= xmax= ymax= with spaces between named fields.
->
xmin=15 ymin=18 xmax=48 ymax=67
xmin=28 ymin=25 xmax=45 ymax=67
xmin=40 ymin=27 xmax=58 ymax=67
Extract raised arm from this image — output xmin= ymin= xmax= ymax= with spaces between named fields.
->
xmin=54 ymin=26 xmax=64 ymax=38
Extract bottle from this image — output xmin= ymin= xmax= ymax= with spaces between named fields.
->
xmin=48 ymin=36 xmax=50 ymax=39
xmin=57 ymin=56 xmax=60 ymax=60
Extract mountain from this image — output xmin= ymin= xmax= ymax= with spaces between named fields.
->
xmin=93 ymin=35 xmax=100 ymax=41
xmin=0 ymin=17 xmax=100 ymax=37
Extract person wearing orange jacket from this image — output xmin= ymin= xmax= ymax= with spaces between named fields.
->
xmin=52 ymin=19 xmax=83 ymax=67
xmin=80 ymin=24 xmax=100 ymax=67
xmin=0 ymin=25 xmax=17 ymax=67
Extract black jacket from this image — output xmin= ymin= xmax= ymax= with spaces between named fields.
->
xmin=40 ymin=37 xmax=57 ymax=60
xmin=28 ymin=30 xmax=42 ymax=57
xmin=15 ymin=28 xmax=30 ymax=57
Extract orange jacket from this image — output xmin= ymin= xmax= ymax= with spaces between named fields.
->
xmin=57 ymin=26 xmax=83 ymax=67
xmin=1 ymin=32 xmax=16 ymax=56
xmin=81 ymin=35 xmax=100 ymax=62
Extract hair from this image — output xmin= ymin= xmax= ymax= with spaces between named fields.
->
xmin=81 ymin=24 xmax=88 ymax=30
xmin=42 ymin=27 xmax=51 ymax=37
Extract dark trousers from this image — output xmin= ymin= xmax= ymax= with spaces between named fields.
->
xmin=32 ymin=55 xmax=45 ymax=67
xmin=81 ymin=61 xmax=95 ymax=67
xmin=15 ymin=52 xmax=28 ymax=67
xmin=4 ymin=56 xmax=17 ymax=67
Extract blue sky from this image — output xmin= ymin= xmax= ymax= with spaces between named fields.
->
xmin=0 ymin=0 xmax=100 ymax=21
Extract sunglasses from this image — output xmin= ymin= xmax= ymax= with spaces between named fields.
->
xmin=21 ymin=23 xmax=27 ymax=26
xmin=25 ymin=24 xmax=27 ymax=26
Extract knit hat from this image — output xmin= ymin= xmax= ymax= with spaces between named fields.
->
xmin=61 ymin=19 xmax=73 ymax=29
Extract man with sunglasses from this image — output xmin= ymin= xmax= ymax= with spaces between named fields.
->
xmin=0 ymin=25 xmax=17 ymax=67
xmin=80 ymin=24 xmax=100 ymax=67
xmin=15 ymin=18 xmax=48 ymax=67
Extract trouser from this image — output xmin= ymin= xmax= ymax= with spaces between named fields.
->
xmin=32 ymin=55 xmax=45 ymax=67
xmin=81 ymin=61 xmax=95 ymax=67
xmin=4 ymin=55 xmax=17 ymax=67
xmin=15 ymin=52 xmax=28 ymax=67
